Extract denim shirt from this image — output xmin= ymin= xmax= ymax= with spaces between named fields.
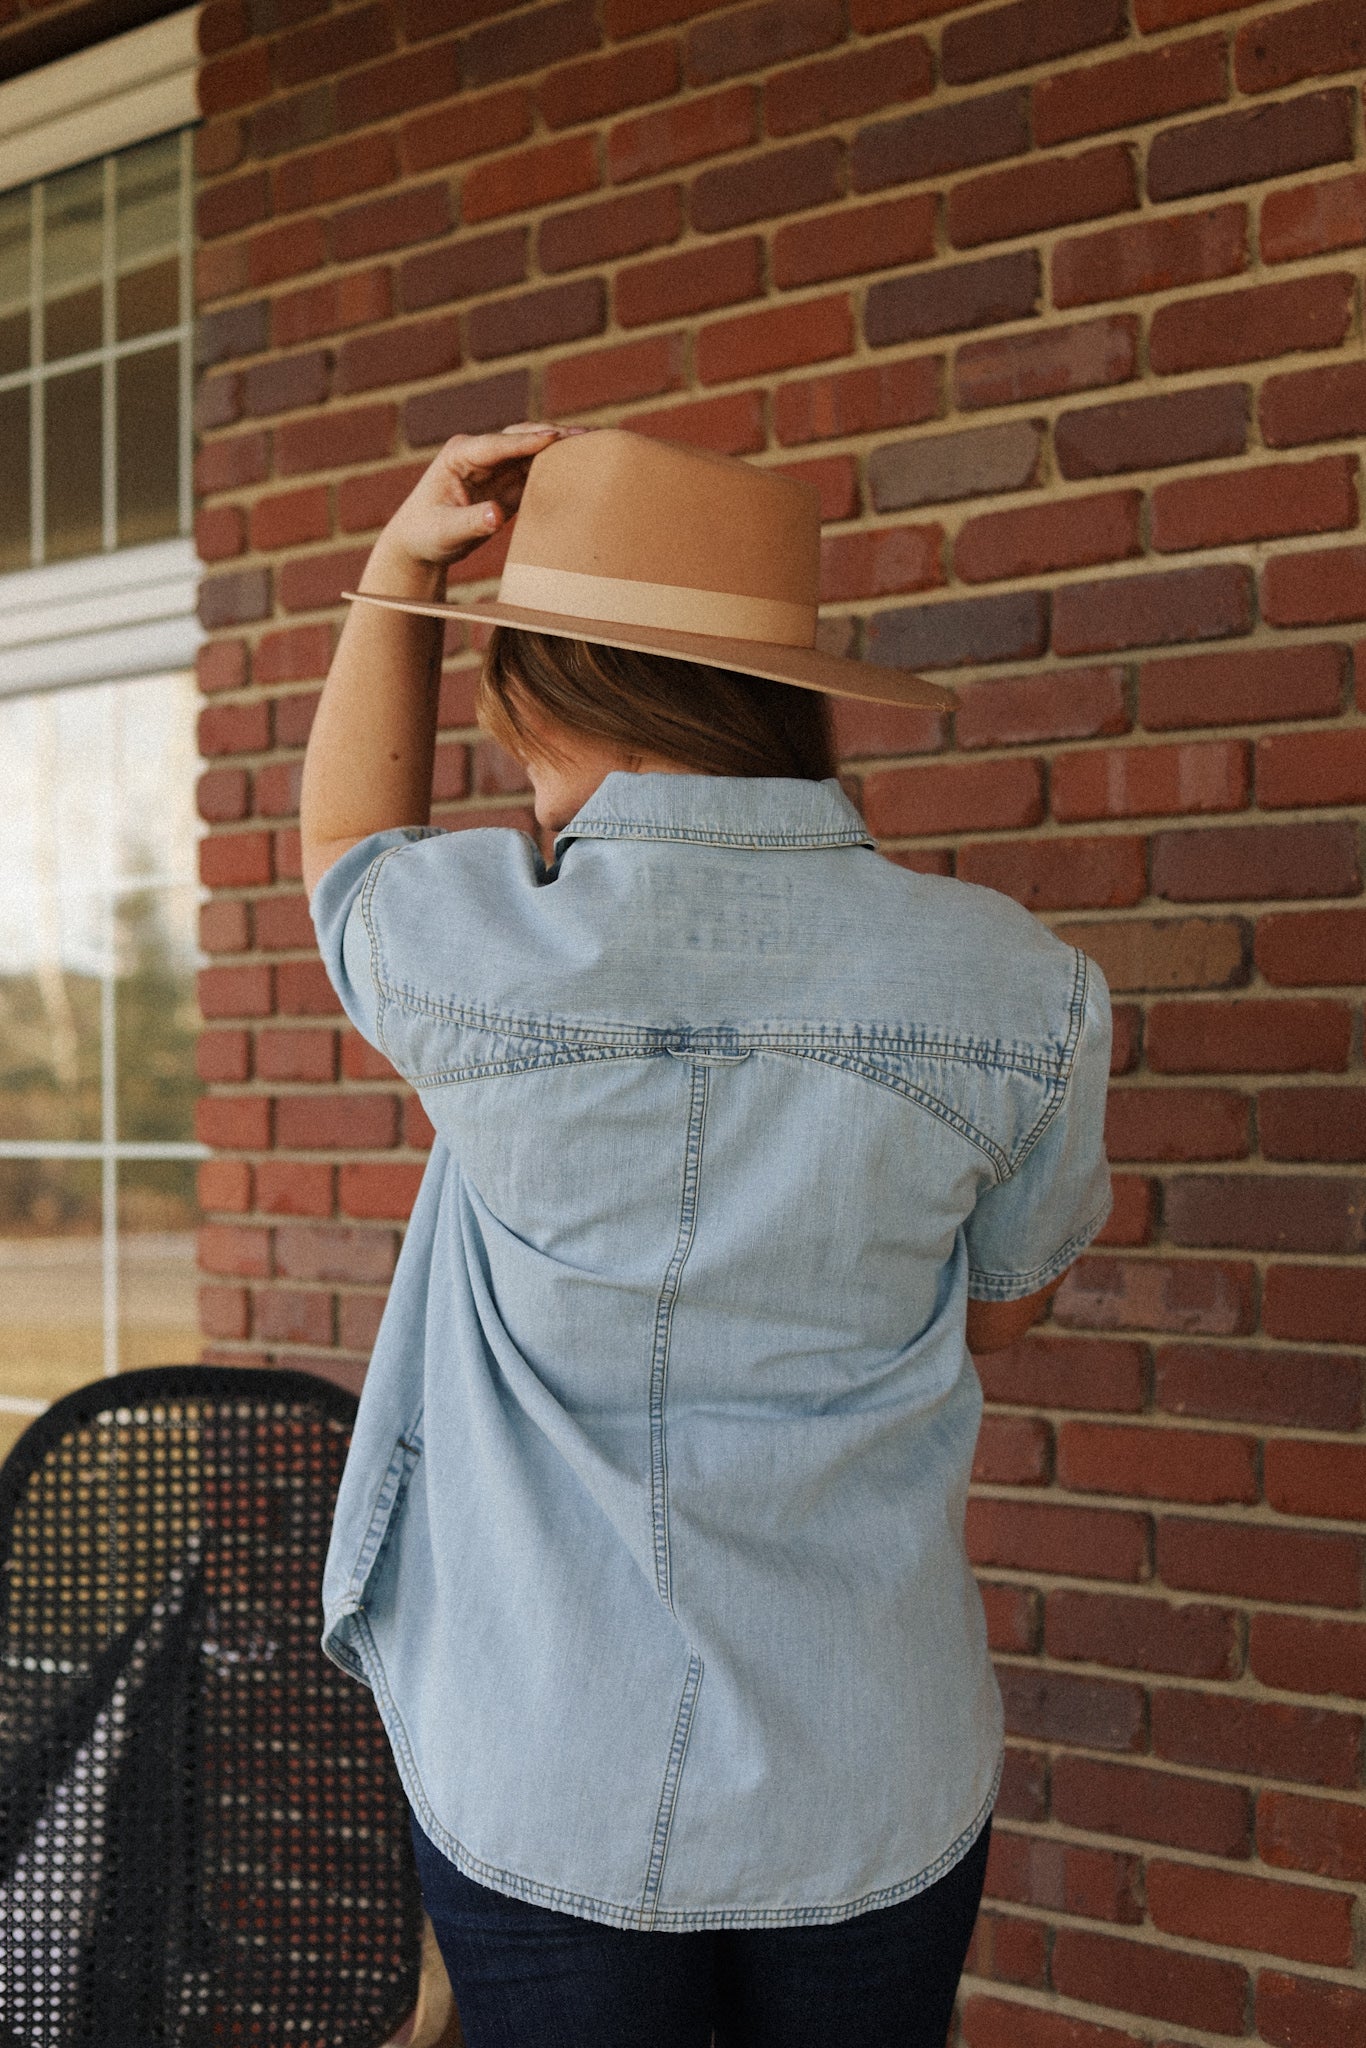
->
xmin=311 ymin=773 xmax=1111 ymax=1932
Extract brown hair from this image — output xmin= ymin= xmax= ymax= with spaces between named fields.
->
xmin=478 ymin=626 xmax=837 ymax=782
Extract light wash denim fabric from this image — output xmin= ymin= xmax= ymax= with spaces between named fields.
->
xmin=310 ymin=773 xmax=1112 ymax=1933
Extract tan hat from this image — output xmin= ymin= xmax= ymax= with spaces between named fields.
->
xmin=347 ymin=427 xmax=953 ymax=711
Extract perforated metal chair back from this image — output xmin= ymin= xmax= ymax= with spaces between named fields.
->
xmin=0 ymin=1364 xmax=422 ymax=2048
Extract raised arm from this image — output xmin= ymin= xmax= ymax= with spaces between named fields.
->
xmin=299 ymin=424 xmax=569 ymax=899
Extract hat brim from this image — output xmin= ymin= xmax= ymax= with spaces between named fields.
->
xmin=343 ymin=591 xmax=954 ymax=711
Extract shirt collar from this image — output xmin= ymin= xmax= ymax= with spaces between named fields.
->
xmin=554 ymin=773 xmax=876 ymax=860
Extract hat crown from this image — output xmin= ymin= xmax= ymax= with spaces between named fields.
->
xmin=499 ymin=430 xmax=822 ymax=646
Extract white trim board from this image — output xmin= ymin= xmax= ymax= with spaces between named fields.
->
xmin=0 ymin=537 xmax=202 ymax=695
xmin=0 ymin=7 xmax=200 ymax=195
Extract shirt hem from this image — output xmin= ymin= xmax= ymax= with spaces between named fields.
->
xmin=331 ymin=1607 xmax=1002 ymax=1932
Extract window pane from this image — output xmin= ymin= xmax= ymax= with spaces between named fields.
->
xmin=0 ymin=384 xmax=30 ymax=571
xmin=0 ymin=187 xmax=30 ymax=377
xmin=116 ymin=342 xmax=178 ymax=546
xmin=116 ymin=134 xmax=180 ymax=343
xmin=43 ymin=161 xmax=103 ymax=363
xmin=119 ymin=1158 xmax=199 ymax=1370
xmin=0 ymin=968 xmax=102 ymax=1144
xmin=0 ymin=1160 xmax=105 ymax=1417
xmin=45 ymin=363 xmax=103 ymax=560
xmin=115 ymin=885 xmax=200 ymax=1146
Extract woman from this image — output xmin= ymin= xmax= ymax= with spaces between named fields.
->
xmin=301 ymin=423 xmax=1111 ymax=2048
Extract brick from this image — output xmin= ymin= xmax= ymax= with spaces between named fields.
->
xmin=1054 ymin=200 xmax=1247 ymax=309
xmin=1061 ymin=916 xmax=1247 ymax=993
xmin=971 ymin=1413 xmax=1050 ymax=1486
xmin=691 ymin=136 xmax=843 ymax=236
xmin=1153 ymin=821 xmax=1360 ymax=903
xmin=1155 ymin=1682 xmax=1363 ymax=1787
xmin=1058 ymin=1753 xmax=1252 ymax=1862
xmin=467 ymin=278 xmax=605 ymax=361
xmin=773 ymin=194 xmax=936 ymax=291
xmin=608 ymin=84 xmax=756 ymax=184
xmin=1265 ymin=1439 xmax=1366 ymax=1524
xmin=252 ymin=757 xmax=305 ymax=821
xmin=1263 ymin=166 xmax=1366 ymax=263
xmin=544 ymin=332 xmax=686 ymax=414
xmin=199 ymin=898 xmax=251 ymax=956
xmin=1141 ymin=643 xmax=1347 ymax=730
xmin=254 ymin=894 xmax=317 ymax=952
xmin=1053 ymin=738 xmax=1249 ymax=822
xmin=869 ymin=590 xmax=1050 ymax=673
xmin=1170 ymin=1171 xmax=1366 ymax=1254
xmin=400 ymin=228 xmax=526 ymax=312
xmin=1055 ymin=1926 xmax=1249 ymax=2033
xmin=404 ymin=368 xmax=530 ymax=447
xmin=1152 ymin=271 xmax=1355 ymax=378
xmin=774 ymin=453 xmax=858 ymax=522
xmin=1261 ymin=1082 xmax=1366 ymax=1162
xmin=1095 ymin=1174 xmax=1156 ymax=1249
xmin=255 ymin=1028 xmax=336 ymax=1084
xmin=540 ymin=184 xmax=682 ymax=273
xmin=1262 ymin=358 xmax=1366 ymax=447
xmin=985 ymin=1831 xmax=1143 ymax=1925
xmin=1236 ymin=0 xmax=1366 ymax=94
xmin=1047 ymin=1589 xmax=1241 ymax=1682
xmin=275 ymin=402 xmax=395 ymax=477
xmin=331 ymin=184 xmax=451 ymax=263
xmin=958 ymin=834 xmax=1146 ymax=910
xmin=942 ymin=0 xmax=1126 ymax=86
xmin=275 ymin=1223 xmax=397 ymax=1286
xmin=1253 ymin=1616 xmax=1366 ymax=1717
xmin=961 ymin=1995 xmax=1146 ymax=2048
xmin=819 ymin=525 xmax=943 ymax=604
xmin=196 ymin=114 xmax=245 ymax=179
xmin=273 ymin=133 xmax=396 ymax=217
xmin=335 ymin=42 xmax=463 ymax=134
xmin=1258 ymin=1790 xmax=1366 ymax=1881
xmin=1053 ymin=563 xmax=1254 ymax=659
xmin=1054 ymin=1253 xmax=1255 ymax=1336
xmin=1266 ymin=543 xmax=1366 ymax=628
xmin=1158 ymin=1341 xmax=1363 ymax=1430
xmin=956 ymin=666 xmax=1128 ymax=751
xmin=274 ymin=1093 xmax=398 ymax=1150
xmin=851 ymin=86 xmax=1029 ymax=195
xmin=870 ymin=420 xmax=1043 ymax=516
xmin=272 ymin=4 xmax=392 ymax=89
xmin=616 ymin=235 xmax=762 ymax=329
xmin=197 ymin=640 xmax=249 ymax=696
xmin=199 ymin=1284 xmax=250 ymax=1341
xmin=1036 ymin=33 xmax=1228 ymax=148
xmin=1257 ymin=1972 xmax=1366 ymax=2048
xmin=278 ymin=546 xmax=370 ymax=614
xmin=256 ymin=1159 xmax=334 ymax=1217
xmin=400 ymin=86 xmax=533 ymax=175
xmin=198 ymin=960 xmax=271 ymax=1018
xmin=1148 ymin=87 xmax=1356 ymax=202
xmin=198 ymin=568 xmax=271 ymax=631
xmin=246 ymin=84 xmax=331 ymax=164
xmin=254 ymin=1287 xmax=334 ymax=1348
xmin=249 ymin=485 xmax=330 ymax=553
xmin=197 ymin=240 xmax=250 ymax=307
xmin=460 ymin=0 xmax=600 ymax=87
xmin=241 ymin=350 xmax=330 ymax=418
xmin=865 ymin=250 xmax=1039 ymax=347
xmin=862 ymin=757 xmax=1042 ymax=838
xmin=196 ymin=1093 xmax=271 ymax=1149
xmin=1056 ymin=384 xmax=1248 ymax=479
xmin=197 ymin=298 xmax=270 ymax=367
xmin=956 ymin=489 xmax=1140 ymax=583
xmin=1058 ymin=1419 xmax=1257 ymax=1504
xmin=1135 ymin=0 xmax=1253 ymax=19
xmin=1266 ymin=1262 xmax=1366 ymax=1346
xmin=272 ymin=269 xmax=393 ymax=348
xmin=195 ymin=505 xmax=246 ymax=563
xmin=540 ymin=40 xmax=680 ymax=129
xmin=1105 ymin=1086 xmax=1248 ymax=1161
xmin=774 ymin=357 xmax=941 ymax=447
xmin=197 ymin=1027 xmax=251 ymax=1083
xmin=195 ymin=372 xmax=243 ymax=436
xmin=1148 ymin=997 xmax=1353 ymax=1074
xmin=1157 ymin=1514 xmax=1362 ymax=1608
xmin=955 ymin=315 xmax=1137 ymax=411
xmin=949 ymin=143 xmax=1138 ymax=251
xmin=603 ymin=0 xmax=731 ymax=27
xmin=462 ymin=133 xmax=600 ymax=226
xmin=198 ymin=1156 xmax=252 ymax=1213
xmin=977 ymin=1331 xmax=1146 ymax=1413
xmin=766 ymin=33 xmax=932 ymax=139
xmin=994 ymin=1747 xmax=1048 ymax=1825
xmin=684 ymin=0 xmax=840 ymax=86
xmin=336 ymin=463 xmax=426 ymax=533
xmin=1259 ymin=726 xmax=1366 ymax=810
xmin=338 ymin=1161 xmax=425 ymax=1219
xmin=200 ymin=44 xmax=272 ymax=116
xmin=964 ymin=1909 xmax=1049 ymax=1990
xmin=625 ymin=389 xmax=768 ymax=455
xmin=696 ymin=294 xmax=852 ymax=386
xmin=334 ymin=314 xmax=462 ymax=396
xmin=339 ymin=1291 xmax=388 ymax=1352
xmin=247 ymin=218 xmax=330 ymax=290
xmin=1148 ymin=1859 xmax=1354 ymax=1967
xmin=255 ymin=624 xmax=333 ymax=685
xmin=977 ymin=1579 xmax=1040 ymax=1652
xmin=965 ymin=1498 xmax=1149 ymax=1583
xmin=1154 ymin=453 xmax=1358 ymax=555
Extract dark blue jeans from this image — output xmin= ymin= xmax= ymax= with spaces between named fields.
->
xmin=409 ymin=1810 xmax=991 ymax=2048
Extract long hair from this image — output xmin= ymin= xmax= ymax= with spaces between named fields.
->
xmin=478 ymin=627 xmax=837 ymax=782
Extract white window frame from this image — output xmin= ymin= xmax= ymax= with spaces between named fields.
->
xmin=0 ymin=7 xmax=205 ymax=1408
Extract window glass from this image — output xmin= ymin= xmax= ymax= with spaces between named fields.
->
xmin=116 ymin=133 xmax=180 ymax=342
xmin=0 ymin=385 xmax=29 ymax=570
xmin=44 ymin=362 xmax=103 ymax=560
xmin=116 ymin=342 xmax=179 ymax=546
xmin=43 ymin=161 xmax=103 ymax=363
xmin=0 ymin=188 xmax=29 ymax=378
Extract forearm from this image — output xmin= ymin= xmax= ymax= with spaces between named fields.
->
xmin=299 ymin=537 xmax=445 ymax=897
xmin=965 ymin=1270 xmax=1068 ymax=1356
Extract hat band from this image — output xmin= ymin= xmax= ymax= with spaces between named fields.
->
xmin=498 ymin=562 xmax=817 ymax=648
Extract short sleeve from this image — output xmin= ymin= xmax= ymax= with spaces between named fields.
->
xmin=964 ymin=953 xmax=1113 ymax=1302
xmin=308 ymin=826 xmax=444 ymax=1053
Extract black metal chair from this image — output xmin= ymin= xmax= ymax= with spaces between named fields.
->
xmin=0 ymin=1364 xmax=433 ymax=2047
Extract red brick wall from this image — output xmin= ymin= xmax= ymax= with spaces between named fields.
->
xmin=190 ymin=1 xmax=1366 ymax=2037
